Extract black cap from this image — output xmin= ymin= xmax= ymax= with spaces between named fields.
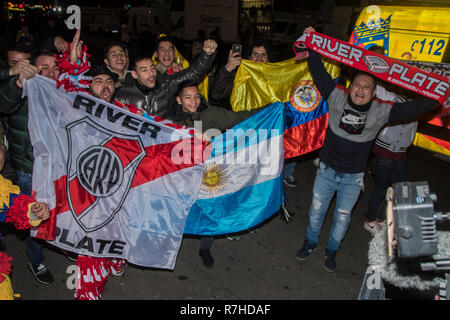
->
xmin=86 ymin=65 xmax=119 ymax=82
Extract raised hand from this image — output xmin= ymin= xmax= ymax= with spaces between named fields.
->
xmin=9 ymin=59 xmax=31 ymax=77
xmin=70 ymin=29 xmax=83 ymax=63
xmin=202 ymin=39 xmax=218 ymax=55
xmin=225 ymin=50 xmax=242 ymax=72
xmin=31 ymin=202 xmax=50 ymax=221
xmin=15 ymin=61 xmax=37 ymax=88
xmin=304 ymin=26 xmax=316 ymax=35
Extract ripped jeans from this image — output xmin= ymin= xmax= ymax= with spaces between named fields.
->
xmin=305 ymin=161 xmax=364 ymax=252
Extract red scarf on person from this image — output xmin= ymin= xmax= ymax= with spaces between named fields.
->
xmin=294 ymin=31 xmax=449 ymax=110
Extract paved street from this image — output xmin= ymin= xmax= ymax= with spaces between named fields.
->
xmin=1 ymin=146 xmax=449 ymax=301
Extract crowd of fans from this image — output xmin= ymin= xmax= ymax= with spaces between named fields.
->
xmin=0 ymin=12 xmax=286 ymax=300
xmin=0 ymin=12 xmax=442 ymax=300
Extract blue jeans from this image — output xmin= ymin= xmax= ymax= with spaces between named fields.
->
xmin=367 ymin=156 xmax=407 ymax=222
xmin=284 ymin=161 xmax=296 ymax=179
xmin=305 ymin=162 xmax=364 ymax=252
xmin=17 ymin=170 xmax=45 ymax=266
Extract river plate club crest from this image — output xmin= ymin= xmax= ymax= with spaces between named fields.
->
xmin=66 ymin=117 xmax=146 ymax=232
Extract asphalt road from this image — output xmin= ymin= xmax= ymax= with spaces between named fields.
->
xmin=1 ymin=146 xmax=449 ymax=302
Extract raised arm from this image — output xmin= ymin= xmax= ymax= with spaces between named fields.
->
xmin=169 ymin=39 xmax=217 ymax=84
xmin=56 ymin=29 xmax=91 ymax=92
xmin=388 ymin=96 xmax=439 ymax=123
xmin=302 ymin=27 xmax=336 ymax=100
xmin=210 ymin=50 xmax=242 ymax=103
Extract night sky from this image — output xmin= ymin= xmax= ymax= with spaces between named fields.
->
xmin=4 ymin=0 xmax=449 ymax=10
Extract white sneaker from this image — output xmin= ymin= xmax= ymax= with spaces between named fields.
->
xmin=110 ymin=266 xmax=125 ymax=278
xmin=284 ymin=176 xmax=299 ymax=188
xmin=313 ymin=158 xmax=320 ymax=167
xmin=364 ymin=220 xmax=381 ymax=235
xmin=376 ymin=219 xmax=387 ymax=229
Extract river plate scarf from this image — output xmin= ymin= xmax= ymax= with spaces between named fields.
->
xmin=294 ymin=31 xmax=449 ymax=110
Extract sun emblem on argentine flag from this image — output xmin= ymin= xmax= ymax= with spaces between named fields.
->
xmin=200 ymin=163 xmax=228 ymax=195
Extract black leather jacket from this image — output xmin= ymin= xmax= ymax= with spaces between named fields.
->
xmin=115 ymin=50 xmax=216 ymax=118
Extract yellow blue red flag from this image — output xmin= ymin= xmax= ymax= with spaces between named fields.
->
xmin=230 ymin=58 xmax=340 ymax=158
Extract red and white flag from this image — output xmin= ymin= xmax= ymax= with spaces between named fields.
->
xmin=25 ymin=75 xmax=210 ymax=269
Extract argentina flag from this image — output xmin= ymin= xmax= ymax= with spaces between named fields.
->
xmin=184 ymin=102 xmax=285 ymax=236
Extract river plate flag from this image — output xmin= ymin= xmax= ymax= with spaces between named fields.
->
xmin=184 ymin=102 xmax=285 ymax=236
xmin=24 ymin=75 xmax=208 ymax=269
xmin=230 ymin=58 xmax=340 ymax=159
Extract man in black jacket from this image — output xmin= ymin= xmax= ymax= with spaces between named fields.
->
xmin=115 ymin=39 xmax=217 ymax=119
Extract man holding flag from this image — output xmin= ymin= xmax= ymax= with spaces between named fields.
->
xmin=295 ymin=27 xmax=444 ymax=272
xmin=24 ymin=29 xmax=209 ymax=300
xmin=169 ymin=80 xmax=281 ymax=268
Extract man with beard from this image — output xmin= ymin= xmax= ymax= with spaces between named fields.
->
xmin=88 ymin=65 xmax=117 ymax=102
xmin=69 ymin=64 xmax=130 ymax=300
xmin=115 ymin=38 xmax=217 ymax=118
xmin=56 ymin=30 xmax=139 ymax=299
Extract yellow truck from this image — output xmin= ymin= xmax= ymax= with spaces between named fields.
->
xmin=349 ymin=5 xmax=450 ymax=157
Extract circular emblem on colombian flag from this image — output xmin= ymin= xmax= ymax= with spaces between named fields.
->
xmin=289 ymin=80 xmax=321 ymax=112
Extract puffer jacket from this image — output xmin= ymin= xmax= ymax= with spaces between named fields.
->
xmin=115 ymin=50 xmax=216 ymax=118
xmin=0 ymin=76 xmax=33 ymax=174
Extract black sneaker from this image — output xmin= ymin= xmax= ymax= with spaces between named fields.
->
xmin=27 ymin=263 xmax=54 ymax=285
xmin=110 ymin=265 xmax=125 ymax=278
xmin=66 ymin=251 xmax=78 ymax=262
xmin=296 ymin=241 xmax=317 ymax=261
xmin=198 ymin=248 xmax=214 ymax=268
xmin=324 ymin=249 xmax=337 ymax=272
xmin=284 ymin=176 xmax=299 ymax=188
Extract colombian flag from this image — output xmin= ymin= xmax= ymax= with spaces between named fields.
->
xmin=230 ymin=57 xmax=340 ymax=158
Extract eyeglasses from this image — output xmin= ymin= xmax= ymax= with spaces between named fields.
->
xmin=352 ymin=82 xmax=374 ymax=91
